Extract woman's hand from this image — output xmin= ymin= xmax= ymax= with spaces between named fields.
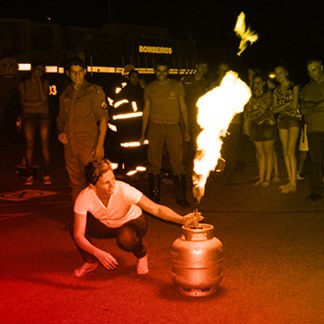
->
xmin=95 ymin=250 xmax=119 ymax=270
xmin=181 ymin=211 xmax=204 ymax=226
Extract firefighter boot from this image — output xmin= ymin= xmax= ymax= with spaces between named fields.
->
xmin=174 ymin=174 xmax=191 ymax=208
xmin=148 ymin=173 xmax=161 ymax=203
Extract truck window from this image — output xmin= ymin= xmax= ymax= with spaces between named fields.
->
xmin=0 ymin=22 xmax=26 ymax=57
xmin=31 ymin=26 xmax=53 ymax=50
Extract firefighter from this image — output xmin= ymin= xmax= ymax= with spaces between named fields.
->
xmin=140 ymin=58 xmax=191 ymax=207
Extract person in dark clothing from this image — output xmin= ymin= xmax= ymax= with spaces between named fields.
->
xmin=181 ymin=61 xmax=210 ymax=176
xmin=300 ymin=58 xmax=324 ymax=201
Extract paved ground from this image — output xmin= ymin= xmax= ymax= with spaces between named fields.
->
xmin=1 ymin=131 xmax=324 ymax=324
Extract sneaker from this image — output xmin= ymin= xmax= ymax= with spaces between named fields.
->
xmin=43 ymin=175 xmax=52 ymax=185
xmin=306 ymin=193 xmax=322 ymax=201
xmin=261 ymin=181 xmax=270 ymax=188
xmin=296 ymin=173 xmax=304 ymax=180
xmin=25 ymin=176 xmax=33 ymax=185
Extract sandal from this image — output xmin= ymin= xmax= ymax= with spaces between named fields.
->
xmin=281 ymin=185 xmax=297 ymax=193
xmin=279 ymin=183 xmax=290 ymax=189
xmin=261 ymin=181 xmax=270 ymax=187
xmin=25 ymin=176 xmax=33 ymax=185
xmin=254 ymin=180 xmax=263 ymax=186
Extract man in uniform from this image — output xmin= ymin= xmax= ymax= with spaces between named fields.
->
xmin=140 ymin=59 xmax=191 ymax=207
xmin=56 ymin=57 xmax=108 ymax=201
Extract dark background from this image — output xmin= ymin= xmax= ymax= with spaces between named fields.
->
xmin=1 ymin=0 xmax=323 ymax=84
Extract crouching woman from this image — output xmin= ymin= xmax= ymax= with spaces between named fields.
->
xmin=71 ymin=159 xmax=202 ymax=277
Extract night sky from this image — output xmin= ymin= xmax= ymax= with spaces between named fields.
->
xmin=1 ymin=0 xmax=323 ymax=83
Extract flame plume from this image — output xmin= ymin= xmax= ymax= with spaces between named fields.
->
xmin=192 ymin=71 xmax=251 ymax=204
xmin=234 ymin=11 xmax=258 ymax=56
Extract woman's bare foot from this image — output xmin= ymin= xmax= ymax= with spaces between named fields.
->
xmin=281 ymin=184 xmax=297 ymax=193
xmin=137 ymin=255 xmax=149 ymax=275
xmin=253 ymin=180 xmax=263 ymax=186
xmin=73 ymin=262 xmax=98 ymax=277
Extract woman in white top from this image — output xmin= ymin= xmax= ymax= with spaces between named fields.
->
xmin=71 ymin=159 xmax=202 ymax=277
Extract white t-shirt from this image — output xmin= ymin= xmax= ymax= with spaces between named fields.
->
xmin=74 ymin=181 xmax=143 ymax=228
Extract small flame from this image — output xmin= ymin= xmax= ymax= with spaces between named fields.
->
xmin=234 ymin=11 xmax=258 ymax=56
xmin=192 ymin=71 xmax=251 ymax=203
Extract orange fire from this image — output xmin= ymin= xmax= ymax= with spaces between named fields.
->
xmin=234 ymin=11 xmax=258 ymax=56
xmin=192 ymin=71 xmax=251 ymax=204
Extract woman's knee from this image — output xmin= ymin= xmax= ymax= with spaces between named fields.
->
xmin=116 ymin=227 xmax=140 ymax=250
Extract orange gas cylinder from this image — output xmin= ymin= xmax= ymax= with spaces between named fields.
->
xmin=171 ymin=223 xmax=224 ymax=297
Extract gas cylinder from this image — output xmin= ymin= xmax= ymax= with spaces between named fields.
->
xmin=171 ymin=223 xmax=224 ymax=297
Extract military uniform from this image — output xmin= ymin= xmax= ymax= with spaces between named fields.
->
xmin=56 ymin=80 xmax=108 ymax=201
xmin=143 ymin=77 xmax=190 ymax=207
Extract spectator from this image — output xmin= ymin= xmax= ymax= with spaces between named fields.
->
xmin=214 ymin=62 xmax=243 ymax=185
xmin=245 ymin=68 xmax=280 ymax=183
xmin=140 ymin=58 xmax=190 ymax=207
xmin=300 ymin=57 xmax=324 ymax=201
xmin=266 ymin=74 xmax=280 ymax=182
xmin=244 ymin=73 xmax=277 ymax=187
xmin=56 ymin=57 xmax=108 ymax=201
xmin=296 ymin=120 xmax=309 ymax=180
xmin=19 ymin=61 xmax=52 ymax=185
xmin=181 ymin=60 xmax=210 ymax=176
xmin=115 ymin=69 xmax=145 ymax=111
xmin=272 ymin=63 xmax=301 ymax=193
xmin=71 ymin=159 xmax=203 ymax=277
xmin=107 ymin=69 xmax=146 ymax=170
xmin=0 ymin=57 xmax=21 ymax=139
xmin=209 ymin=62 xmax=230 ymax=89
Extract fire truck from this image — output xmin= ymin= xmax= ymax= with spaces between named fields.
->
xmin=0 ymin=18 xmax=197 ymax=83
xmin=0 ymin=18 xmax=198 ymax=176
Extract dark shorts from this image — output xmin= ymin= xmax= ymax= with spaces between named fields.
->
xmin=23 ymin=112 xmax=50 ymax=121
xmin=278 ymin=115 xmax=301 ymax=129
xmin=249 ymin=123 xmax=276 ymax=142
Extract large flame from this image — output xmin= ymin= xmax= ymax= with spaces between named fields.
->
xmin=234 ymin=11 xmax=258 ymax=56
xmin=192 ymin=71 xmax=251 ymax=203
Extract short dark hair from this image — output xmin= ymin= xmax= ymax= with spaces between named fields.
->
xmin=31 ymin=60 xmax=46 ymax=69
xmin=306 ymin=57 xmax=323 ymax=66
xmin=65 ymin=56 xmax=86 ymax=71
xmin=128 ymin=69 xmax=139 ymax=77
xmin=196 ymin=58 xmax=209 ymax=66
xmin=273 ymin=61 xmax=290 ymax=72
xmin=155 ymin=58 xmax=170 ymax=70
xmin=85 ymin=159 xmax=113 ymax=185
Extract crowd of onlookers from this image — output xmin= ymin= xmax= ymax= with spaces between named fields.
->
xmin=1 ymin=54 xmax=324 ymax=203
xmin=243 ymin=57 xmax=324 ymax=201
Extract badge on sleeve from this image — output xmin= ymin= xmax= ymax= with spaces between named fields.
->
xmin=97 ymin=89 xmax=108 ymax=109
xmin=101 ymin=101 xmax=108 ymax=109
